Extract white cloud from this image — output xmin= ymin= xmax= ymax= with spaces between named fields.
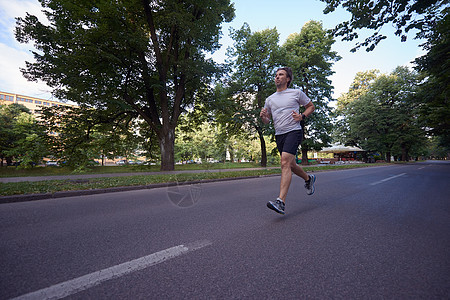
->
xmin=0 ymin=0 xmax=46 ymax=23
xmin=0 ymin=0 xmax=53 ymax=99
xmin=0 ymin=43 xmax=53 ymax=99
xmin=0 ymin=0 xmax=47 ymax=41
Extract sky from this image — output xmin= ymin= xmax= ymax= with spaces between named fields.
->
xmin=0 ymin=0 xmax=426 ymax=102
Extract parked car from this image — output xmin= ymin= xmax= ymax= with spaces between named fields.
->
xmin=115 ymin=160 xmax=126 ymax=165
xmin=46 ymin=161 xmax=58 ymax=166
xmin=8 ymin=161 xmax=38 ymax=167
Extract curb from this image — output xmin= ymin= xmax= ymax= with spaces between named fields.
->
xmin=0 ymin=175 xmax=277 ymax=204
xmin=1 ymin=164 xmax=385 ymax=204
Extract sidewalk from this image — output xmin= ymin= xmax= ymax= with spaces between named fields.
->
xmin=0 ymin=165 xmax=335 ymax=204
xmin=0 ymin=167 xmax=289 ymax=204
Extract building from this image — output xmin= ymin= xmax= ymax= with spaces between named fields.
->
xmin=0 ymin=91 xmax=77 ymax=116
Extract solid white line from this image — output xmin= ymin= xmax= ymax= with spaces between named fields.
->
xmin=370 ymin=173 xmax=407 ymax=186
xmin=11 ymin=240 xmax=212 ymax=300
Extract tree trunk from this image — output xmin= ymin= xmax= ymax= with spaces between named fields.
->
xmin=300 ymin=119 xmax=309 ymax=165
xmin=386 ymin=151 xmax=391 ymax=163
xmin=160 ymin=127 xmax=175 ymax=171
xmin=401 ymin=144 xmax=409 ymax=161
xmin=301 ymin=148 xmax=309 ymax=165
xmin=257 ymin=129 xmax=267 ymax=167
xmin=300 ymin=126 xmax=309 ymax=165
xmin=229 ymin=144 xmax=234 ymax=162
xmin=256 ymin=86 xmax=267 ymax=167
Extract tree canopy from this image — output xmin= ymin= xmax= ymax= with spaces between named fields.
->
xmin=337 ymin=66 xmax=427 ymax=161
xmin=15 ymin=0 xmax=235 ymax=170
xmin=225 ymin=23 xmax=282 ymax=166
xmin=414 ymin=7 xmax=450 ymax=151
xmin=9 ymin=1 xmax=448 ymax=166
xmin=321 ymin=0 xmax=448 ymax=51
xmin=0 ymin=104 xmax=47 ymax=167
xmin=223 ymin=21 xmax=340 ymax=166
xmin=283 ymin=21 xmax=341 ymax=163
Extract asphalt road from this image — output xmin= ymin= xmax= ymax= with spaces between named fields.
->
xmin=1 ymin=161 xmax=449 ymax=299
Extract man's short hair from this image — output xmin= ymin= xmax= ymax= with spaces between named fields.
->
xmin=277 ymin=67 xmax=293 ymax=87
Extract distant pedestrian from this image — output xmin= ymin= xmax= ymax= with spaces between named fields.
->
xmin=260 ymin=67 xmax=316 ymax=214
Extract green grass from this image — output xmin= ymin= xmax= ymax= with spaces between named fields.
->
xmin=0 ymin=162 xmax=263 ymax=178
xmin=0 ymin=163 xmax=385 ymax=196
xmin=0 ymin=168 xmax=281 ymax=196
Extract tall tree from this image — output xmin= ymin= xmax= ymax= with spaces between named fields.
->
xmin=0 ymin=104 xmax=26 ymax=166
xmin=0 ymin=104 xmax=47 ymax=168
xmin=414 ymin=8 xmax=450 ymax=153
xmin=226 ymin=23 xmax=282 ymax=167
xmin=15 ymin=0 xmax=234 ymax=170
xmin=336 ymin=70 xmax=380 ymax=110
xmin=282 ymin=21 xmax=341 ymax=164
xmin=39 ymin=105 xmax=143 ymax=168
xmin=320 ymin=0 xmax=448 ymax=52
xmin=339 ymin=67 xmax=426 ymax=161
xmin=334 ymin=69 xmax=379 ymax=145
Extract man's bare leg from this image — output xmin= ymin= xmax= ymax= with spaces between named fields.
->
xmin=279 ymin=152 xmax=311 ymax=201
xmin=278 ymin=152 xmax=295 ymax=201
xmin=293 ymin=159 xmax=316 ymax=196
xmin=290 ymin=160 xmax=309 ymax=181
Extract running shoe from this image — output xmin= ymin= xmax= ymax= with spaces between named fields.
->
xmin=267 ymin=199 xmax=285 ymax=214
xmin=305 ymin=174 xmax=316 ymax=195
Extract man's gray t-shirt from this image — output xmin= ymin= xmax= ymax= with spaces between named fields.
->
xmin=264 ymin=88 xmax=311 ymax=135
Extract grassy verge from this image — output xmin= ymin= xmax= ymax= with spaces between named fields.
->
xmin=0 ymin=162 xmax=263 ymax=178
xmin=0 ymin=163 xmax=383 ymax=196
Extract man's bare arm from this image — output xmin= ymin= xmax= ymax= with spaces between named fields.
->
xmin=260 ymin=108 xmax=271 ymax=124
xmin=303 ymin=101 xmax=315 ymax=118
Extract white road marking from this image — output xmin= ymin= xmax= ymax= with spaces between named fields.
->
xmin=370 ymin=173 xmax=407 ymax=186
xmin=11 ymin=240 xmax=212 ymax=300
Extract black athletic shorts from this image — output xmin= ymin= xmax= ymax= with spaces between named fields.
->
xmin=275 ymin=130 xmax=303 ymax=155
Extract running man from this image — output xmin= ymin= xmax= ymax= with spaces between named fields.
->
xmin=260 ymin=67 xmax=316 ymax=214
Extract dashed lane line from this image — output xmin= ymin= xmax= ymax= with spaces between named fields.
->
xmin=370 ymin=173 xmax=407 ymax=186
xmin=11 ymin=240 xmax=212 ymax=300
